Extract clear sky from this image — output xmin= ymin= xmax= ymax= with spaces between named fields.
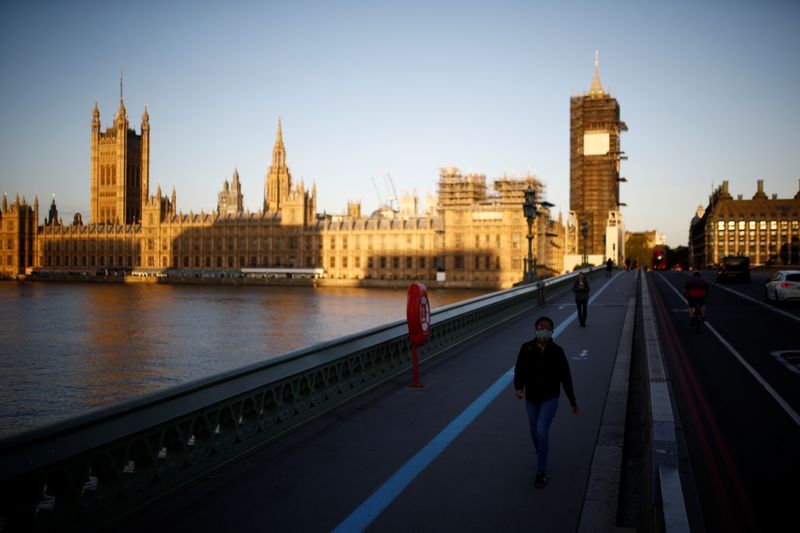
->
xmin=1 ymin=0 xmax=798 ymax=247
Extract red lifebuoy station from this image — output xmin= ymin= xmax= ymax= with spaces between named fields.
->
xmin=406 ymin=282 xmax=430 ymax=387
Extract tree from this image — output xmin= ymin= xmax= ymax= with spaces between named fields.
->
xmin=667 ymin=246 xmax=689 ymax=269
xmin=625 ymin=234 xmax=653 ymax=270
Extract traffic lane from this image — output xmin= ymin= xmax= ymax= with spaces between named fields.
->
xmin=686 ymin=268 xmax=768 ymax=302
xmin=656 ymin=271 xmax=800 ymax=410
xmin=649 ymin=273 xmax=762 ymax=533
xmin=649 ymin=273 xmax=800 ymax=533
xmin=368 ymin=272 xmax=636 ymax=532
xmin=711 ymin=268 xmax=800 ymax=318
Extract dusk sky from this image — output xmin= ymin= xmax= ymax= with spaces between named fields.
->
xmin=1 ymin=0 xmax=798 ymax=247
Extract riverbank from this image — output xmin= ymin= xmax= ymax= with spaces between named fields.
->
xmin=5 ymin=273 xmax=507 ymax=290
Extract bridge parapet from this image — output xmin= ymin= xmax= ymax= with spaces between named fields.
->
xmin=0 ymin=268 xmax=603 ymax=531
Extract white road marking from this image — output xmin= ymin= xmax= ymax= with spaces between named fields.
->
xmin=770 ymin=351 xmax=800 ymax=375
xmin=679 ymin=272 xmax=800 ymax=323
xmin=656 ymin=273 xmax=800 ymax=428
xmin=572 ymin=349 xmax=590 ymax=361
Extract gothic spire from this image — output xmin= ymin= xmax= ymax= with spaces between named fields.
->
xmin=272 ymin=116 xmax=286 ymax=166
xmin=589 ymin=50 xmax=605 ymax=98
xmin=117 ymin=68 xmax=127 ymax=119
xmin=92 ymin=101 xmax=101 ymax=131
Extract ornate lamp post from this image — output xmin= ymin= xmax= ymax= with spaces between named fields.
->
xmin=523 ymin=187 xmax=537 ymax=283
xmin=581 ymin=220 xmax=588 ymax=266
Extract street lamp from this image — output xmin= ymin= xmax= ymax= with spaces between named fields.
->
xmin=581 ymin=220 xmax=588 ymax=266
xmin=522 ymin=187 xmax=554 ymax=284
xmin=523 ymin=187 xmax=537 ymax=283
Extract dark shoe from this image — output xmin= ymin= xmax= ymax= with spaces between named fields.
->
xmin=535 ymin=472 xmax=547 ymax=488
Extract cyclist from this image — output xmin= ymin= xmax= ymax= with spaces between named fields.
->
xmin=684 ymin=271 xmax=709 ymax=325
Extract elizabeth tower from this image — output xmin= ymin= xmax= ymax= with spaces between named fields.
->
xmin=570 ymin=52 xmax=627 ymax=258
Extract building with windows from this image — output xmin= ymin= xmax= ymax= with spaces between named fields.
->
xmin=1 ymin=96 xmax=566 ymax=288
xmin=0 ymin=194 xmax=37 ymax=278
xmin=689 ymin=180 xmax=800 ymax=267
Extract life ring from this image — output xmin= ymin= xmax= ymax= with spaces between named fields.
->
xmin=406 ymin=282 xmax=431 ymax=346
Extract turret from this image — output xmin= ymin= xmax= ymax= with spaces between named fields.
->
xmin=141 ymin=105 xmax=151 ymax=213
xmin=752 ymin=179 xmax=768 ymax=201
xmin=45 ymin=195 xmax=59 ymax=226
xmin=92 ymin=101 xmax=101 ymax=133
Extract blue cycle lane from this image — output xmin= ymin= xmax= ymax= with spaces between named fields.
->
xmin=336 ymin=270 xmax=637 ymax=533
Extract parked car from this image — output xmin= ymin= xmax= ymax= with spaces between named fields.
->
xmin=716 ymin=256 xmax=750 ymax=282
xmin=765 ymin=270 xmax=800 ymax=302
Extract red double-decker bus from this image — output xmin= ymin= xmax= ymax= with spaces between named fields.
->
xmin=652 ymin=248 xmax=667 ymax=270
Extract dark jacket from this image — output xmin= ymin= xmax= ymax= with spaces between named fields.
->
xmin=572 ymin=277 xmax=590 ymax=302
xmin=514 ymin=339 xmax=577 ymax=406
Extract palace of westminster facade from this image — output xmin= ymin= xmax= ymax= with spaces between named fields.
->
xmin=0 ymin=95 xmax=570 ymax=288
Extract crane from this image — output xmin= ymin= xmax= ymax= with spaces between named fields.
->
xmin=371 ymin=176 xmax=384 ymax=208
xmin=384 ymin=172 xmax=399 ymax=211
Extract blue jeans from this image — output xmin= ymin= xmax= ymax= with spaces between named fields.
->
xmin=576 ymin=299 xmax=588 ymax=325
xmin=524 ymin=397 xmax=559 ymax=473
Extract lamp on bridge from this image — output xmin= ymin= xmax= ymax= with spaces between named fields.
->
xmin=522 ymin=187 xmax=554 ymax=284
xmin=581 ymin=220 xmax=589 ymax=266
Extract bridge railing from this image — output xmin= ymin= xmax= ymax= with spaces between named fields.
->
xmin=0 ymin=267 xmax=602 ymax=532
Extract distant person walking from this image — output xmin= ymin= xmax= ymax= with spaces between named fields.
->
xmin=572 ymin=271 xmax=591 ymax=327
xmin=625 ymin=257 xmax=631 ymax=271
xmin=514 ymin=316 xmax=579 ymax=488
xmin=605 ymin=258 xmax=613 ymax=277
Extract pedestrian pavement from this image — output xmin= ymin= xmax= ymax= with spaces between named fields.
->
xmin=114 ymin=271 xmax=639 ymax=533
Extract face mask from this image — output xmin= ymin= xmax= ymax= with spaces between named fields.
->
xmin=536 ymin=329 xmax=553 ymax=342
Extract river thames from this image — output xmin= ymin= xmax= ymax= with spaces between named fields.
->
xmin=0 ymin=282 xmax=488 ymax=438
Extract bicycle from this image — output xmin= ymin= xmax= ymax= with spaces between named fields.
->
xmin=689 ymin=300 xmax=704 ymax=332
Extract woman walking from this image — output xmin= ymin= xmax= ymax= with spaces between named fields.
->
xmin=514 ymin=316 xmax=579 ymax=488
xmin=572 ymin=271 xmax=591 ymax=327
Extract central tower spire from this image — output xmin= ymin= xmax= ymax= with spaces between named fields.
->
xmin=264 ymin=116 xmax=292 ymax=214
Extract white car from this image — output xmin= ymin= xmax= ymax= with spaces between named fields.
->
xmin=765 ymin=270 xmax=800 ymax=302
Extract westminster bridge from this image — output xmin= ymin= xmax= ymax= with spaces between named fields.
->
xmin=10 ymin=265 xmax=791 ymax=532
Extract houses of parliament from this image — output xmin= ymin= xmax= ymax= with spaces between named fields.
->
xmin=1 ymin=58 xmax=633 ymax=288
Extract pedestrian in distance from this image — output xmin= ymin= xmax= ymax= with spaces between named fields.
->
xmin=605 ymin=257 xmax=613 ymax=277
xmin=514 ymin=316 xmax=579 ymax=488
xmin=572 ymin=271 xmax=591 ymax=327
xmin=625 ymin=257 xmax=631 ymax=271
